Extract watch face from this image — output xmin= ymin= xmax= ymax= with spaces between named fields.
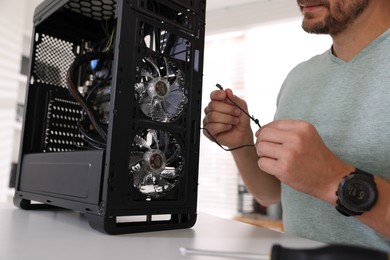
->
xmin=341 ymin=177 xmax=377 ymax=211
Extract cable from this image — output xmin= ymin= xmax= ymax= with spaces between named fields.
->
xmin=216 ymin=84 xmax=261 ymax=128
xmin=104 ymin=26 xmax=116 ymax=52
xmin=202 ymin=84 xmax=261 ymax=152
xmin=201 ymin=127 xmax=255 ymax=151
xmin=66 ymin=52 xmax=112 ymax=143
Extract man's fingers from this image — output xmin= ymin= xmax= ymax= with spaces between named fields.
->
xmin=256 ymin=141 xmax=284 ymax=160
xmin=262 ymin=120 xmax=309 ymax=131
xmin=204 ymin=100 xmax=241 ymax=119
xmin=256 ymin=126 xmax=289 ymax=144
xmin=203 ymin=110 xmax=239 ymax=127
xmin=257 ymin=157 xmax=279 ymax=177
xmin=202 ymin=123 xmax=232 ymax=140
xmin=210 ymin=89 xmax=227 ymax=101
xmin=256 ymin=120 xmax=314 ymax=145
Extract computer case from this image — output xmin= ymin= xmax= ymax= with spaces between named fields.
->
xmin=14 ymin=0 xmax=206 ymax=234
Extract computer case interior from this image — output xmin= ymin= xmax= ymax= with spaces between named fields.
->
xmin=13 ymin=0 xmax=206 ymax=234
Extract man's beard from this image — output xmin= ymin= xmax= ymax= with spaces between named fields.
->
xmin=299 ymin=0 xmax=369 ymax=35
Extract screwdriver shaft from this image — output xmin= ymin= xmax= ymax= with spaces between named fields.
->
xmin=179 ymin=247 xmax=269 ymax=259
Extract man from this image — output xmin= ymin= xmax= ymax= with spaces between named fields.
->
xmin=202 ymin=0 xmax=390 ymax=251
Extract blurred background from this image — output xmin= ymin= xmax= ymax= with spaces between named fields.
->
xmin=0 ymin=0 xmax=331 ymax=228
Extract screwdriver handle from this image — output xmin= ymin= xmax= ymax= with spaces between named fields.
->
xmin=271 ymin=244 xmax=389 ymax=260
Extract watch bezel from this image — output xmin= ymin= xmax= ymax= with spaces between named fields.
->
xmin=336 ymin=169 xmax=378 ymax=216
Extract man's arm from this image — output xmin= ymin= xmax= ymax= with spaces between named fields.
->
xmin=256 ymin=119 xmax=390 ymax=239
xmin=203 ymin=89 xmax=281 ymax=206
xmin=357 ymin=177 xmax=390 ymax=239
xmin=231 ymin=146 xmax=281 ymax=206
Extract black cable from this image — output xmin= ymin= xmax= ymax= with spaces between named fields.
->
xmin=216 ymin=84 xmax=261 ymax=128
xmin=85 ymin=76 xmax=111 ymax=101
xmin=201 ymin=127 xmax=255 ymax=151
xmin=202 ymin=84 xmax=262 ymax=152
xmin=66 ymin=52 xmax=112 ymax=142
xmin=78 ymin=124 xmax=106 ymax=149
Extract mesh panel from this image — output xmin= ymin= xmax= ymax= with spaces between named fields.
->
xmin=44 ymin=97 xmax=86 ymax=152
xmin=34 ymin=34 xmax=75 ymax=88
xmin=65 ymin=0 xmax=116 ymax=20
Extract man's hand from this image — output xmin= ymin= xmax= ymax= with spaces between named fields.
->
xmin=203 ymin=88 xmax=254 ymax=148
xmin=255 ymin=120 xmax=354 ymax=204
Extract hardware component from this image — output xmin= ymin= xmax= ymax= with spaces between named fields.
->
xmin=130 ymin=129 xmax=183 ymax=198
xmin=14 ymin=0 xmax=206 ymax=234
xmin=136 ymin=56 xmax=187 ymax=122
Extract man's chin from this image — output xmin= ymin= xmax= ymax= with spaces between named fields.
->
xmin=301 ymin=17 xmax=330 ymax=34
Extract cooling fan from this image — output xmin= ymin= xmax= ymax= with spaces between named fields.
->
xmin=129 ymin=128 xmax=183 ymax=198
xmin=135 ymin=55 xmax=187 ymax=122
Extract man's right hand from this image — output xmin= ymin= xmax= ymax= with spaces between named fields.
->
xmin=202 ymin=88 xmax=254 ymax=149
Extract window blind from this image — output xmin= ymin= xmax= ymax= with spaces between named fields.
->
xmin=198 ymin=34 xmax=250 ymax=218
xmin=0 ymin=0 xmax=25 ymax=202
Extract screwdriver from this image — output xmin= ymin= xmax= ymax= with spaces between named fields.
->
xmin=179 ymin=244 xmax=389 ymax=260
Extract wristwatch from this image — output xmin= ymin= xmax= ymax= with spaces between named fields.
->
xmin=336 ymin=168 xmax=378 ymax=216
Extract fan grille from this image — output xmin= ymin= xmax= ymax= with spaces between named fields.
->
xmin=129 ymin=129 xmax=184 ymax=199
xmin=136 ymin=54 xmax=187 ymax=123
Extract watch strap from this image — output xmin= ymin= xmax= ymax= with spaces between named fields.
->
xmin=335 ymin=199 xmax=363 ymax=216
xmin=352 ymin=168 xmax=374 ymax=180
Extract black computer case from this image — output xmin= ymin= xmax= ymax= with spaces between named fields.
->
xmin=14 ymin=0 xmax=206 ymax=234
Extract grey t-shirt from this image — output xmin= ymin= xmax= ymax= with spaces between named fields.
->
xmin=274 ymin=28 xmax=390 ymax=251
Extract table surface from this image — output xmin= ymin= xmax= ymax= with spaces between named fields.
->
xmin=0 ymin=202 xmax=323 ymax=260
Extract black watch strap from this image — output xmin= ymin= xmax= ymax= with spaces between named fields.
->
xmin=352 ymin=169 xmax=374 ymax=179
xmin=335 ymin=200 xmax=362 ymax=216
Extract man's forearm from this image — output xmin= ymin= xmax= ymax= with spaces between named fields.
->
xmin=357 ymin=176 xmax=390 ymax=239
xmin=231 ymin=146 xmax=281 ymax=206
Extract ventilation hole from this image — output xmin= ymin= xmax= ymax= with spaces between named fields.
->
xmin=65 ymin=0 xmax=116 ymax=21
xmin=44 ymin=97 xmax=86 ymax=152
xmin=34 ymin=35 xmax=75 ymax=88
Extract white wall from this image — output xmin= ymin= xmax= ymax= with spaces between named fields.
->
xmin=205 ymin=0 xmax=301 ymax=35
xmin=0 ymin=0 xmax=43 ymax=202
xmin=0 ymin=0 xmax=27 ymax=202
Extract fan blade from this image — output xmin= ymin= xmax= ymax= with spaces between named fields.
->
xmin=141 ymin=68 xmax=154 ymax=80
xmin=151 ymin=97 xmax=168 ymax=122
xmin=164 ymin=86 xmax=187 ymax=116
xmin=154 ymin=176 xmax=175 ymax=192
xmin=164 ymin=56 xmax=182 ymax=80
xmin=158 ymin=131 xmax=169 ymax=153
xmin=129 ymin=151 xmax=144 ymax=167
xmin=163 ymin=57 xmax=170 ymax=78
xmin=148 ymin=129 xmax=160 ymax=150
xmin=165 ymin=145 xmax=181 ymax=165
xmin=138 ymin=172 xmax=174 ymax=196
xmin=138 ymin=173 xmax=157 ymax=195
xmin=169 ymin=79 xmax=181 ymax=92
xmin=134 ymin=135 xmax=152 ymax=151
xmin=161 ymin=167 xmax=179 ymax=179
xmin=139 ymin=94 xmax=153 ymax=117
xmin=131 ymin=162 xmax=148 ymax=187
xmin=145 ymin=57 xmax=161 ymax=77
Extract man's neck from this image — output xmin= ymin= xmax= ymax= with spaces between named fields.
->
xmin=331 ymin=2 xmax=390 ymax=62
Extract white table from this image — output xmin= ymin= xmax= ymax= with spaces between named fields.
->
xmin=0 ymin=202 xmax=323 ymax=260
